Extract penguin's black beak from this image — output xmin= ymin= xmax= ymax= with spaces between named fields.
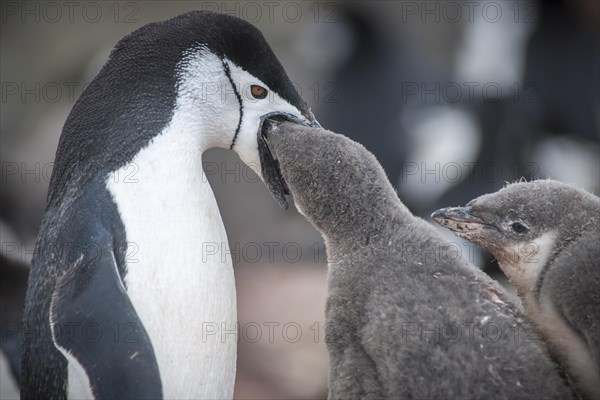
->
xmin=431 ymin=206 xmax=495 ymax=233
xmin=432 ymin=207 xmax=483 ymax=224
xmin=257 ymin=111 xmax=320 ymax=210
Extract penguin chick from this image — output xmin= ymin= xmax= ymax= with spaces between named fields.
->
xmin=433 ymin=180 xmax=600 ymax=399
xmin=262 ymin=121 xmax=577 ymax=399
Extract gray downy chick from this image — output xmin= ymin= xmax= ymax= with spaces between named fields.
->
xmin=433 ymin=180 xmax=600 ymax=399
xmin=262 ymin=121 xmax=578 ymax=399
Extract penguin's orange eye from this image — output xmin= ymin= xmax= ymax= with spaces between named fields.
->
xmin=250 ymin=85 xmax=268 ymax=99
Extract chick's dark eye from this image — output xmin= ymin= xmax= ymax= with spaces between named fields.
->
xmin=511 ymin=222 xmax=528 ymax=234
xmin=250 ymin=85 xmax=267 ymax=99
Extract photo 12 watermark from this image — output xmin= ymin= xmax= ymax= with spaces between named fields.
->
xmin=1 ymin=1 xmax=140 ymax=24
xmin=401 ymin=81 xmax=541 ymax=104
xmin=2 ymin=81 xmax=81 ymax=104
xmin=4 ymin=318 xmax=542 ymax=346
xmin=400 ymin=161 xmax=541 ymax=185
xmin=199 ymin=1 xmax=341 ymax=24
xmin=400 ymin=1 xmax=537 ymax=24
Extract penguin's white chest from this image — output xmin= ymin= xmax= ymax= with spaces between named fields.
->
xmin=106 ymin=130 xmax=237 ymax=399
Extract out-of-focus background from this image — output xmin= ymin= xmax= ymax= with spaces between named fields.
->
xmin=1 ymin=0 xmax=598 ymax=398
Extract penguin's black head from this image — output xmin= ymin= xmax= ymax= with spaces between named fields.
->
xmin=56 ymin=11 xmax=318 ymax=208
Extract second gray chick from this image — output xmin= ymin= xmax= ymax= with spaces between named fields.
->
xmin=433 ymin=180 xmax=599 ymax=399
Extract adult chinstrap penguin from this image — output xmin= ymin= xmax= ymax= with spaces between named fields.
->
xmin=261 ymin=121 xmax=577 ymax=399
xmin=22 ymin=11 xmax=318 ymax=399
xmin=432 ymin=180 xmax=600 ymax=400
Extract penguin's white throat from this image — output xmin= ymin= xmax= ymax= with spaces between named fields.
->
xmin=105 ymin=120 xmax=237 ymax=398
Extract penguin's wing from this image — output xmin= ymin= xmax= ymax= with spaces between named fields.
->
xmin=551 ymin=233 xmax=600 ymax=366
xmin=49 ymin=229 xmax=162 ymax=398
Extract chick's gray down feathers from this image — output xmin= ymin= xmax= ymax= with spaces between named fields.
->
xmin=263 ymin=121 xmax=577 ymax=399
xmin=433 ymin=180 xmax=600 ymax=399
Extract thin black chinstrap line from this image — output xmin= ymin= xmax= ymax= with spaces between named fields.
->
xmin=223 ymin=60 xmax=243 ymax=150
